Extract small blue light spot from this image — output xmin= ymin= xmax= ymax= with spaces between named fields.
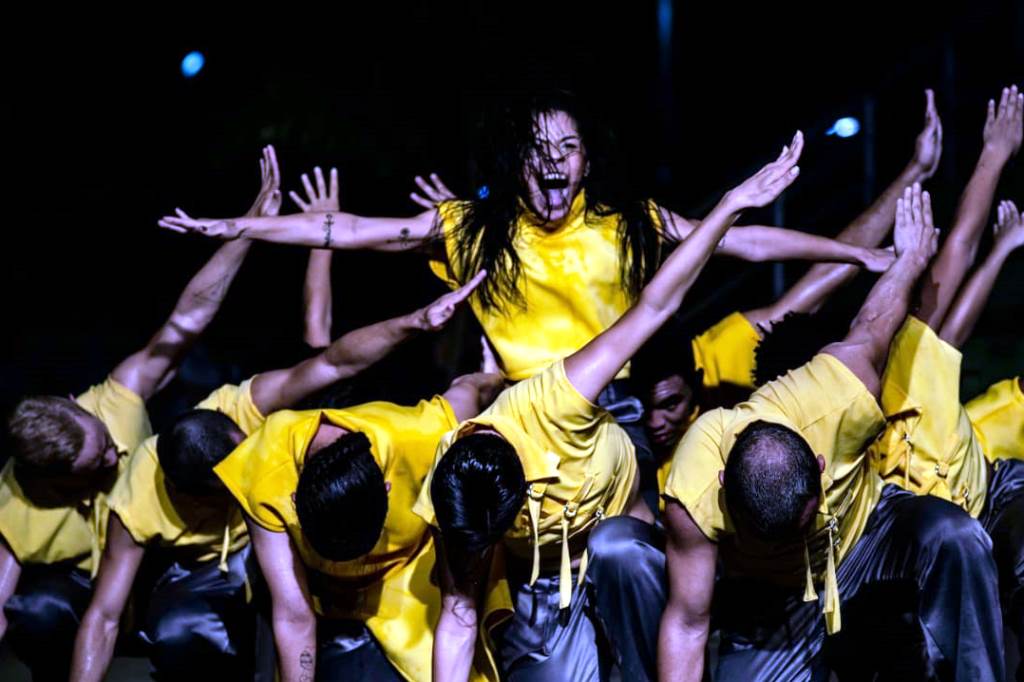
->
xmin=181 ymin=51 xmax=205 ymax=78
xmin=477 ymin=185 xmax=490 ymax=199
xmin=826 ymin=117 xmax=860 ymax=138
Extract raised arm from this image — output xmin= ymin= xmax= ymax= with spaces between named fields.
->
xmin=918 ymin=84 xmax=1022 ymax=327
xmin=0 ymin=538 xmax=21 ymax=641
xmin=290 ymin=167 xmax=339 ymax=348
xmin=69 ymin=513 xmax=146 ymax=682
xmin=565 ymin=132 xmax=804 ymax=402
xmin=658 ymin=500 xmax=718 ymax=682
xmin=160 ymin=188 xmax=440 ymax=252
xmin=821 ymin=184 xmax=938 ymax=397
xmin=112 ymin=146 xmax=281 ymax=400
xmin=249 ymin=271 xmax=488 ymax=415
xmin=940 ymin=200 xmax=1023 ymax=348
xmin=247 ymin=521 xmax=317 ymax=682
xmin=745 ymin=89 xmax=943 ymax=333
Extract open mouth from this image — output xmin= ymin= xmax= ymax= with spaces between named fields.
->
xmin=538 ymin=172 xmax=569 ymax=191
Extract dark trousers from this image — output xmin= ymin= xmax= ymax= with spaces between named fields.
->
xmin=4 ymin=563 xmax=92 ymax=681
xmin=715 ymin=485 xmax=1004 ymax=681
xmin=495 ymin=516 xmax=666 ymax=682
xmin=980 ymin=459 xmax=1024 ymax=680
xmin=598 ymin=381 xmax=660 ymax=518
xmin=315 ymin=619 xmax=404 ymax=681
xmin=138 ymin=545 xmax=272 ymax=681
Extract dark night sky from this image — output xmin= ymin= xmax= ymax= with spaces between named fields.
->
xmin=5 ymin=1 xmax=1023 ymax=427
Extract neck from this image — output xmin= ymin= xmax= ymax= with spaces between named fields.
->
xmin=309 ymin=420 xmax=348 ymax=455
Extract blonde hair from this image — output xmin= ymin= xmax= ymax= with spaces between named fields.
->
xmin=7 ymin=396 xmax=88 ymax=473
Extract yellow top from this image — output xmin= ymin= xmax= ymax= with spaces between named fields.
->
xmin=867 ymin=317 xmax=988 ymax=517
xmin=415 ymin=359 xmax=637 ymax=612
xmin=107 ymin=380 xmax=265 ymax=565
xmin=664 ymin=353 xmax=885 ymax=634
xmin=966 ymin=377 xmax=1024 ymax=464
xmin=429 ymin=192 xmax=661 ymax=381
xmin=215 ymin=399 xmax=470 ymax=682
xmin=692 ymin=311 xmax=761 ymax=391
xmin=0 ymin=377 xmax=152 ymax=573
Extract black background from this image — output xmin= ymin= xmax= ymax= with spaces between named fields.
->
xmin=5 ymin=1 xmax=1023 ymax=430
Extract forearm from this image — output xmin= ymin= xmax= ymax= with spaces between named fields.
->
xmin=168 ymin=239 xmax=253 ymax=335
xmin=919 ymin=149 xmax=1008 ymax=325
xmin=726 ymin=226 xmax=879 ymax=265
xmin=433 ymin=602 xmax=478 ymax=682
xmin=273 ymin=615 xmax=317 ymax=682
xmin=657 ymin=611 xmax=708 ymax=682
xmin=843 ymin=257 xmax=925 ymax=367
xmin=323 ymin=310 xmax=425 ymax=376
xmin=70 ymin=608 xmax=120 ymax=682
xmin=0 ymin=549 xmax=19 ymax=641
xmin=939 ymin=244 xmax=1013 ymax=348
xmin=213 ymin=211 xmax=430 ymax=251
xmin=303 ymin=250 xmax=333 ymax=348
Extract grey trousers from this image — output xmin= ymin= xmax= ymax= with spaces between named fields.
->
xmin=715 ymin=485 xmax=1005 ymax=681
xmin=495 ymin=516 xmax=666 ymax=682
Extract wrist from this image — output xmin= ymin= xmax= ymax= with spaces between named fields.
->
xmin=407 ymin=310 xmax=430 ymax=333
xmin=904 ymin=159 xmax=931 ymax=183
xmin=979 ymin=144 xmax=1012 ymax=167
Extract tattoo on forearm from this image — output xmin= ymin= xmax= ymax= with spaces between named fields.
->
xmin=322 ymin=213 xmax=334 ymax=248
xmin=299 ymin=648 xmax=314 ymax=681
xmin=386 ymin=227 xmax=412 ymax=247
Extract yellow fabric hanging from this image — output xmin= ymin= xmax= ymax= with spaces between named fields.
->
xmin=89 ymin=502 xmax=102 ymax=579
xmin=802 ymin=541 xmax=816 ymax=603
xmin=218 ymin=522 xmax=231 ymax=573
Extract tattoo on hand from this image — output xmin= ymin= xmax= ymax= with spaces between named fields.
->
xmin=322 ymin=214 xmax=334 ymax=248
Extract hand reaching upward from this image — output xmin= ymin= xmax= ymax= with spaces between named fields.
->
xmin=912 ymin=89 xmax=943 ymax=179
xmin=982 ymin=85 xmax=1023 ymax=162
xmin=410 ymin=173 xmax=457 ymax=210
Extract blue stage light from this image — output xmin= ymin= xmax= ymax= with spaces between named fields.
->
xmin=826 ymin=117 xmax=860 ymax=138
xmin=477 ymin=185 xmax=490 ymax=199
xmin=181 ymin=51 xmax=205 ymax=78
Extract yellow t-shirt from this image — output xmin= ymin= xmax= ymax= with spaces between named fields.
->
xmin=415 ymin=360 xmax=637 ymax=610
xmin=692 ymin=311 xmax=761 ymax=391
xmin=867 ymin=317 xmax=988 ymax=517
xmin=664 ymin=353 xmax=885 ymax=634
xmin=0 ymin=377 xmax=152 ymax=572
xmin=966 ymin=377 xmax=1023 ymax=464
xmin=429 ymin=192 xmax=661 ymax=381
xmin=215 ymin=398 xmax=464 ymax=682
xmin=107 ymin=379 xmax=265 ymax=564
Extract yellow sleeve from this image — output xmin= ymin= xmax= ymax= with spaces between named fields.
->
xmin=75 ymin=376 xmax=152 ymax=455
xmin=691 ymin=312 xmax=761 ymax=390
xmin=214 ymin=413 xmax=300 ymax=533
xmin=427 ymin=200 xmax=472 ymax=289
xmin=746 ymin=353 xmax=885 ymax=461
xmin=196 ymin=378 xmax=266 ymax=436
xmin=663 ymin=409 xmax=729 ymax=543
xmin=485 ymin=360 xmax=602 ymax=437
xmin=410 ymin=437 xmax=451 ymax=530
xmin=106 ymin=437 xmax=165 ymax=546
xmin=966 ymin=377 xmax=1024 ymax=463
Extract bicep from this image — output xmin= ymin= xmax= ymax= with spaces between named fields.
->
xmin=0 ymin=537 xmax=21 ymax=607
xmin=91 ymin=514 xmax=145 ymax=618
xmin=663 ymin=499 xmax=717 ymax=623
xmin=820 ymin=341 xmax=881 ymax=398
xmin=246 ymin=520 xmax=315 ymax=618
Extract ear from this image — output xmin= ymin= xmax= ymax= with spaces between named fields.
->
xmin=816 ymin=454 xmax=826 ymax=473
xmin=718 ymin=469 xmax=725 ymax=486
xmin=385 ymin=481 xmax=392 ymax=494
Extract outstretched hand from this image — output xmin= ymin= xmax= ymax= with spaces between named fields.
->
xmin=983 ymin=84 xmax=1023 ymax=161
xmin=725 ymin=131 xmax=803 ymax=212
xmin=913 ymin=89 xmax=943 ymax=179
xmin=410 ymin=173 xmax=456 ymax=209
xmin=418 ymin=270 xmax=487 ymax=331
xmin=893 ymin=183 xmax=939 ymax=268
xmin=290 ymin=166 xmax=339 ymax=213
xmin=993 ymin=199 xmax=1024 ymax=252
xmin=160 ymin=145 xmax=282 ymax=238
xmin=247 ymin=145 xmax=282 ymax=217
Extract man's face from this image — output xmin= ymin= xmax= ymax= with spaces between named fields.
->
xmin=644 ymin=374 xmax=694 ymax=452
xmin=522 ymin=110 xmax=588 ymax=224
xmin=70 ymin=413 xmax=120 ymax=474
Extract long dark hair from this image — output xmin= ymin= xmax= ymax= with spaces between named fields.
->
xmin=452 ymin=91 xmax=662 ymax=312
